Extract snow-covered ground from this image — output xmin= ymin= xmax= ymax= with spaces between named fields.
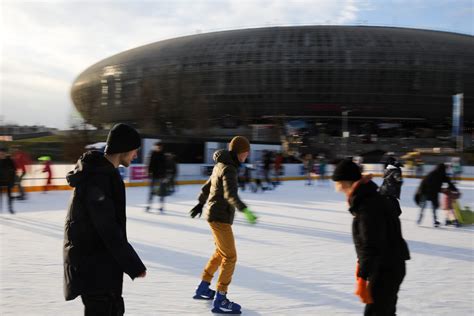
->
xmin=1 ymin=178 xmax=473 ymax=315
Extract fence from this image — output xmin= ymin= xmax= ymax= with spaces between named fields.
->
xmin=18 ymin=163 xmax=474 ymax=191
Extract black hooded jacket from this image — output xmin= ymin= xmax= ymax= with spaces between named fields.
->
xmin=349 ymin=178 xmax=410 ymax=280
xmin=198 ymin=150 xmax=247 ymax=224
xmin=63 ymin=151 xmax=146 ymax=301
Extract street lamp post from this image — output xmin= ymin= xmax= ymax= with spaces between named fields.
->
xmin=342 ymin=110 xmax=350 ymax=157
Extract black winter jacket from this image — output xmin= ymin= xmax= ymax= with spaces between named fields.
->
xmin=379 ymin=164 xmax=403 ymax=199
xmin=198 ymin=150 xmax=247 ymax=224
xmin=148 ymin=150 xmax=167 ymax=179
xmin=349 ymin=178 xmax=410 ymax=280
xmin=0 ymin=156 xmax=16 ymax=186
xmin=63 ymin=151 xmax=146 ymax=301
xmin=415 ymin=163 xmax=456 ymax=204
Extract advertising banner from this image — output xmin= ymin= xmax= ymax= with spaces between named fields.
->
xmin=130 ymin=165 xmax=148 ymax=182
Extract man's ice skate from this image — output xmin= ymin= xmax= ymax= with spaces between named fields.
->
xmin=193 ymin=281 xmax=216 ymax=300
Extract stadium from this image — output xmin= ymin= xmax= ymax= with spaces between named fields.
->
xmin=71 ymin=25 xmax=474 ymax=157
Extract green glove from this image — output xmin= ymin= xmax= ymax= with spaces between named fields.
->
xmin=243 ymin=208 xmax=258 ymax=224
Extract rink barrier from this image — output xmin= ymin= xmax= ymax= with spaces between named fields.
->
xmin=8 ymin=163 xmax=474 ymax=192
xmin=12 ymin=175 xmax=474 ymax=193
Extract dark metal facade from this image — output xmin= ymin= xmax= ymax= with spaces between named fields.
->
xmin=71 ymin=26 xmax=474 ymax=138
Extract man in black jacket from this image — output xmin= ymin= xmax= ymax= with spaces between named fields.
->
xmin=0 ymin=146 xmax=16 ymax=214
xmin=146 ymin=141 xmax=167 ymax=212
xmin=332 ymin=159 xmax=410 ymax=316
xmin=63 ymin=124 xmax=147 ymax=316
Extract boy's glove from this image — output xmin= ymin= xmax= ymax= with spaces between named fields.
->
xmin=243 ymin=208 xmax=258 ymax=224
xmin=189 ymin=203 xmax=204 ymax=218
xmin=355 ymin=263 xmax=373 ymax=304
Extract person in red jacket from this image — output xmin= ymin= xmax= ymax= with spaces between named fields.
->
xmin=274 ymin=152 xmax=283 ymax=185
xmin=12 ymin=145 xmax=31 ymax=200
xmin=40 ymin=157 xmax=53 ymax=193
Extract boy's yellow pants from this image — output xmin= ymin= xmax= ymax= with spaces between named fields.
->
xmin=201 ymin=222 xmax=237 ymax=293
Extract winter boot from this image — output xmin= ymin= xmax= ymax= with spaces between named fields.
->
xmin=212 ymin=292 xmax=241 ymax=314
xmin=193 ymin=281 xmax=216 ymax=300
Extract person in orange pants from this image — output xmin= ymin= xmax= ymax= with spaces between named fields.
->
xmin=201 ymin=222 xmax=237 ymax=294
xmin=190 ymin=136 xmax=257 ymax=314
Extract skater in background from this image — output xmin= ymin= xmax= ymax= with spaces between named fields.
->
xmin=379 ymin=156 xmax=403 ymax=200
xmin=414 ymin=163 xmax=457 ymax=227
xmin=255 ymin=161 xmax=270 ymax=192
xmin=441 ymin=185 xmax=461 ymax=227
xmin=11 ymin=145 xmax=31 ymax=200
xmin=451 ymin=156 xmax=462 ymax=183
xmin=353 ymin=156 xmax=364 ymax=173
xmin=238 ymin=163 xmax=253 ymax=192
xmin=318 ymin=155 xmax=327 ymax=185
xmin=415 ymin=157 xmax=424 ymax=178
xmin=39 ymin=156 xmax=53 ymax=193
xmin=146 ymin=141 xmax=167 ymax=212
xmin=189 ymin=136 xmax=258 ymax=314
xmin=273 ymin=152 xmax=283 ymax=185
xmin=63 ymin=123 xmax=147 ymax=315
xmin=263 ymin=151 xmax=275 ymax=189
xmin=0 ymin=146 xmax=16 ymax=214
xmin=166 ymin=153 xmax=178 ymax=194
xmin=332 ymin=159 xmax=410 ymax=315
xmin=303 ymin=153 xmax=314 ymax=185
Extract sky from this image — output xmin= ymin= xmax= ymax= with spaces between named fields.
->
xmin=0 ymin=0 xmax=473 ymax=129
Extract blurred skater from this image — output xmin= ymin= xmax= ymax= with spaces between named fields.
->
xmin=414 ymin=163 xmax=456 ymax=227
xmin=0 ymin=146 xmax=15 ymax=213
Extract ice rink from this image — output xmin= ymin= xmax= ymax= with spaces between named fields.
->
xmin=1 ymin=178 xmax=473 ymax=315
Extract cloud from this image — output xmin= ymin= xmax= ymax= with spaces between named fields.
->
xmin=0 ymin=0 xmax=372 ymax=128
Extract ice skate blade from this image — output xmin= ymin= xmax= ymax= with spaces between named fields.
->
xmin=211 ymin=307 xmax=242 ymax=314
xmin=193 ymin=294 xmax=214 ymax=300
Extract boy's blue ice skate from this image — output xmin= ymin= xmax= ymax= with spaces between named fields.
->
xmin=193 ymin=281 xmax=216 ymax=300
xmin=212 ymin=292 xmax=241 ymax=314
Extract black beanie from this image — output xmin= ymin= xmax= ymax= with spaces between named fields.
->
xmin=332 ymin=159 xmax=362 ymax=181
xmin=105 ymin=123 xmax=141 ymax=154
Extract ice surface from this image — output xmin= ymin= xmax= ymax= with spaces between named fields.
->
xmin=1 ymin=178 xmax=473 ymax=315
